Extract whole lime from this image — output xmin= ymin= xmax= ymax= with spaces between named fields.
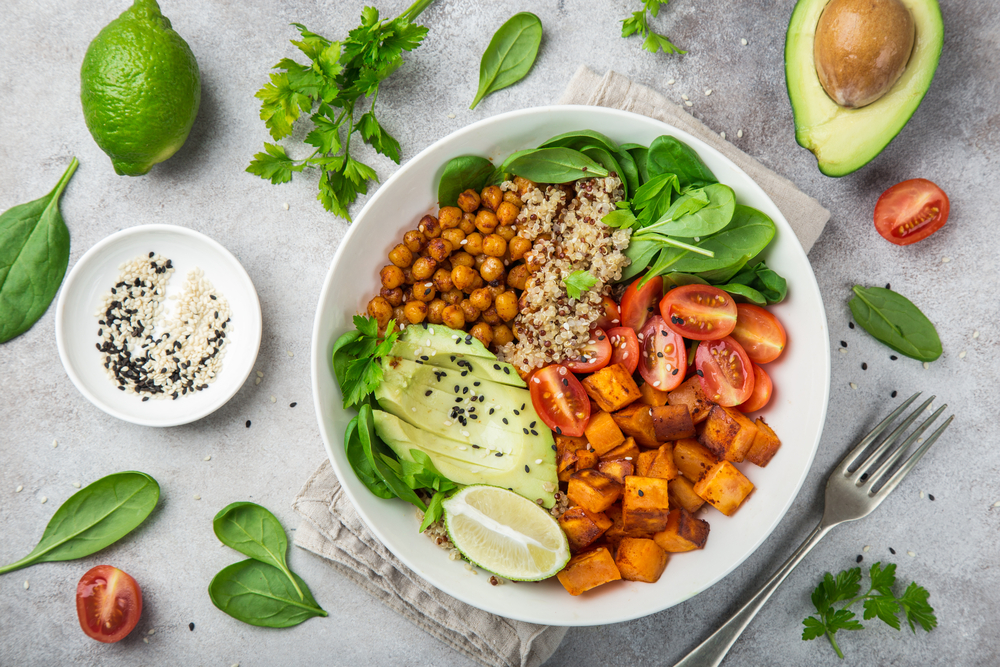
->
xmin=81 ymin=0 xmax=200 ymax=176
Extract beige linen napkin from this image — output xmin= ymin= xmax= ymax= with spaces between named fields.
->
xmin=292 ymin=68 xmax=833 ymax=667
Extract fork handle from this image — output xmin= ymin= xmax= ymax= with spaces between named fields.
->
xmin=671 ymin=521 xmax=835 ymax=667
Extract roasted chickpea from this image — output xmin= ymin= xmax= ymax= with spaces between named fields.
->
xmin=441 ymin=227 xmax=465 ymax=248
xmin=451 ymin=264 xmax=477 ymax=291
xmin=367 ymin=296 xmax=392 ymax=328
xmin=460 ymin=299 xmax=481 ymax=322
xmin=442 ymin=305 xmax=466 ymax=329
xmin=438 ymin=206 xmax=463 ymax=229
xmin=450 ymin=250 xmax=475 ymax=268
xmin=380 ymin=264 xmax=405 ymax=289
xmin=486 ymin=283 xmax=506 ymax=298
xmin=401 ymin=285 xmax=414 ymax=303
xmin=474 ymin=209 xmax=499 ymax=234
xmin=480 ymin=305 xmax=501 ymax=325
xmin=392 ymin=304 xmax=406 ymax=324
xmin=459 ymin=212 xmax=477 ymax=234
xmin=388 ymin=244 xmax=413 ymax=268
xmin=482 ymin=234 xmax=507 ymax=257
xmin=494 ymin=291 xmax=518 ymax=321
xmin=468 ymin=273 xmax=484 ymax=293
xmin=418 ymin=214 xmax=441 ymax=239
xmin=480 ymin=257 xmax=505 ymax=282
xmin=380 ymin=286 xmax=403 ymax=307
xmin=523 ymin=249 xmax=545 ymax=273
xmin=427 ymin=298 xmax=447 ymax=324
xmin=503 ymin=191 xmax=523 ymax=208
xmin=437 ymin=258 xmax=452 ymax=272
xmin=426 ymin=238 xmax=453 ymax=262
xmin=411 ymin=256 xmax=437 ymax=280
xmin=442 ymin=288 xmax=463 ymax=305
xmin=513 ymin=176 xmax=537 ymax=197
xmin=403 ymin=230 xmax=425 ymax=253
xmin=470 ymin=322 xmax=493 ymax=347
xmin=412 ymin=281 xmax=436 ymax=302
xmin=507 ymin=264 xmax=529 ymax=290
xmin=480 ymin=185 xmax=503 ymax=212
xmin=495 ymin=224 xmax=516 ymax=242
xmin=470 ymin=288 xmax=493 ymax=311
xmin=432 ymin=268 xmax=454 ymax=292
xmin=457 ymin=189 xmax=481 ymax=213
xmin=496 ymin=201 xmax=520 ymax=226
xmin=492 ymin=323 xmax=514 ymax=346
xmin=402 ymin=266 xmax=416 ymax=285
xmin=464 ymin=232 xmax=484 ymax=256
xmin=474 ymin=253 xmax=487 ymax=270
xmin=508 ymin=237 xmax=531 ymax=261
xmin=404 ymin=300 xmax=427 ymax=324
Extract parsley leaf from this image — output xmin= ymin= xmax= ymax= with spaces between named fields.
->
xmin=621 ymin=1 xmax=685 ymax=55
xmin=802 ymin=561 xmax=936 ymax=659
xmin=248 ymin=2 xmax=434 ymax=221
xmin=563 ymin=270 xmax=598 ymax=300
xmin=331 ymin=315 xmax=400 ymax=408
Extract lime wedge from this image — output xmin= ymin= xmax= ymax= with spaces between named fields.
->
xmin=443 ymin=485 xmax=570 ymax=581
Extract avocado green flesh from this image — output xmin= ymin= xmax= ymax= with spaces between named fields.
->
xmin=785 ymin=0 xmax=943 ymax=176
xmin=396 ymin=323 xmax=496 ymax=359
xmin=390 ymin=339 xmax=525 ymax=387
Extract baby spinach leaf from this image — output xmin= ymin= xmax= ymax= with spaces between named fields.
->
xmin=504 ymin=147 xmax=608 ymax=183
xmin=438 ymin=155 xmax=496 ymax=207
xmin=470 ymin=12 xmax=543 ymax=109
xmin=621 ymin=237 xmax=660 ymax=281
xmin=633 ymin=173 xmax=680 ymax=226
xmin=418 ymin=490 xmax=448 ymax=533
xmin=646 ymin=136 xmax=716 ymax=189
xmin=662 ymin=272 xmax=709 ymax=288
xmin=647 ymin=183 xmax=735 ymax=238
xmin=670 ymin=205 xmax=775 ymax=274
xmin=399 ymin=449 xmax=458 ymax=493
xmin=626 ymin=145 xmax=651 ymax=185
xmin=209 ymin=559 xmax=327 ymax=628
xmin=613 ymin=149 xmax=641 ymax=196
xmin=0 ymin=157 xmax=78 ymax=343
xmin=0 ymin=471 xmax=159 ymax=575
xmin=344 ymin=414 xmax=394 ymax=499
xmin=728 ymin=262 xmax=788 ymax=304
xmin=580 ymin=146 xmax=626 ymax=194
xmin=849 ymin=286 xmax=942 ymax=362
xmin=213 ymin=502 xmax=304 ymax=600
xmin=358 ymin=404 xmax=427 ymax=511
xmin=540 ymin=129 xmax=620 ymax=154
xmin=717 ymin=282 xmax=767 ymax=306
xmin=603 ymin=205 xmax=638 ymax=230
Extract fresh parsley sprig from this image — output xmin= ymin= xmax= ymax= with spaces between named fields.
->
xmin=802 ymin=562 xmax=936 ymax=659
xmin=563 ymin=270 xmax=598 ymax=300
xmin=621 ymin=1 xmax=685 ymax=55
xmin=331 ymin=315 xmax=400 ymax=408
xmin=247 ymin=1 xmax=435 ymax=220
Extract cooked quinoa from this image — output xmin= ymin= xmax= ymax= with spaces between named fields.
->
xmin=496 ymin=176 xmax=631 ymax=372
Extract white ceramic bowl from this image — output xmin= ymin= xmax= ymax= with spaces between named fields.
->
xmin=56 ymin=224 xmax=261 ymax=427
xmin=311 ymin=106 xmax=830 ymax=625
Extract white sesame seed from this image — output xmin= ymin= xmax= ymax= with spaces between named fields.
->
xmin=447 ymin=113 xmax=456 ymax=119
xmin=994 ymin=501 xmax=1000 ymax=507
xmin=653 ymin=380 xmax=661 ymax=387
xmin=51 ymin=440 xmax=58 ymax=448
xmin=532 ymin=377 xmax=540 ymax=383
xmin=959 ymin=350 xmax=967 ymax=359
xmin=535 ymin=459 xmax=543 ymax=465
xmin=193 ymin=494 xmax=201 ymax=500
xmin=839 ymin=348 xmax=847 ymax=354
xmin=443 ymin=420 xmax=452 ymax=426
xmin=923 ymin=362 xmax=930 ymax=370
xmin=681 ymin=94 xmax=689 ymax=101
xmin=24 ymin=581 xmax=29 ymax=590
xmin=143 ymin=638 xmax=149 ymax=644
xmin=685 ymin=100 xmax=693 ymax=107
xmin=40 ymin=497 xmax=47 ymax=504
xmin=411 ymin=407 xmax=417 ymax=412
xmin=667 ymin=79 xmax=675 ymax=85
xmin=254 ymin=377 xmax=262 ymax=385
xmin=623 ymin=352 xmax=629 ymax=360
xmin=942 ymin=257 xmax=951 ymax=263
xmin=72 ymin=481 xmax=81 ymax=488
xmin=624 ymin=456 xmax=633 ymax=461
xmin=282 ymin=202 xmax=289 ymax=210
xmin=270 ymin=395 xmax=276 ymax=403
xmin=461 ymin=430 xmax=470 ymax=437
xmin=459 ymin=446 xmax=467 ymax=451
xmin=920 ymin=489 xmax=925 ymax=498
xmin=460 ymin=239 xmax=468 ymax=245
xmin=204 ymin=455 xmax=212 ymax=461
xmin=863 ymin=545 xmax=871 ymax=552
xmin=287 ymin=350 xmax=294 ymax=357
xmin=705 ymin=89 xmax=712 ymax=96
xmin=148 ymin=629 xmax=156 ymax=635
xmin=741 ymin=38 xmax=748 ymax=45
xmin=850 ymin=382 xmax=857 ymax=389
xmin=973 ymin=330 xmax=980 ymax=339
xmin=737 ymin=130 xmax=743 ymax=138
xmin=907 ymin=550 xmax=916 ymax=557
xmin=720 ymin=131 xmax=726 ymax=140
xmin=16 ymin=485 xmax=23 ymax=493
xmin=256 ymin=370 xmax=264 ymax=378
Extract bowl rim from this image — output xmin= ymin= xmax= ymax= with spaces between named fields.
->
xmin=55 ymin=223 xmax=262 ymax=428
xmin=311 ymin=104 xmax=831 ymax=624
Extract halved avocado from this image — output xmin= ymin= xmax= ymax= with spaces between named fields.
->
xmin=785 ymin=0 xmax=943 ymax=176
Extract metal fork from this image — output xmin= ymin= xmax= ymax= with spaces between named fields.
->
xmin=672 ymin=392 xmax=954 ymax=667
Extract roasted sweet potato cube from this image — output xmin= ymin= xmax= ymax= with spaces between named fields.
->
xmin=559 ymin=506 xmax=613 ymax=552
xmin=575 ymin=447 xmax=599 ymax=471
xmin=611 ymin=403 xmax=659 ymax=447
xmin=556 ymin=435 xmax=588 ymax=460
xmin=558 ymin=466 xmax=574 ymax=483
xmin=693 ymin=460 xmax=755 ymax=516
xmin=745 ymin=417 xmax=782 ymax=467
xmin=667 ymin=376 xmax=714 ymax=424
xmin=699 ymin=405 xmax=759 ymax=462
xmin=584 ymin=411 xmax=625 ymax=456
xmin=582 ymin=363 xmax=641 ymax=412
xmin=673 ymin=438 xmax=719 ymax=483
xmin=622 ymin=476 xmax=671 ymax=534
xmin=646 ymin=443 xmax=678 ymax=481
xmin=654 ymin=509 xmax=711 ymax=552
xmin=600 ymin=437 xmax=640 ymax=462
xmin=668 ymin=476 xmax=705 ymax=513
xmin=604 ymin=504 xmax=626 ymax=543
xmin=614 ymin=537 xmax=668 ymax=583
xmin=567 ymin=469 xmax=623 ymax=513
xmin=651 ymin=405 xmax=696 ymax=441
xmin=557 ymin=447 xmax=579 ymax=473
xmin=638 ymin=382 xmax=670 ymax=407
xmin=597 ymin=458 xmax=634 ymax=485
xmin=635 ymin=450 xmax=656 ymax=476
xmin=556 ymin=547 xmax=622 ymax=596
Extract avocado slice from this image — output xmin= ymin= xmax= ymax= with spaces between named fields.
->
xmin=785 ymin=0 xmax=943 ymax=176
xmin=390 ymin=340 xmax=525 ymax=388
xmin=397 ymin=322 xmax=496 ymax=359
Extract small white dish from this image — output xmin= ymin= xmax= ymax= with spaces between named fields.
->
xmin=56 ymin=224 xmax=261 ymax=427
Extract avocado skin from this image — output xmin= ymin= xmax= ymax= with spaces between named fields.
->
xmin=785 ymin=0 xmax=943 ymax=176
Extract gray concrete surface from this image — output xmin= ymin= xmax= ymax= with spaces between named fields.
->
xmin=2 ymin=0 xmax=998 ymax=665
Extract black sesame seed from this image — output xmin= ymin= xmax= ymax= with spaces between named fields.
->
xmin=638 ymin=489 xmax=644 ymax=497
xmin=472 ymin=444 xmax=480 ymax=449
xmin=530 ymin=421 xmax=536 ymax=428
xmin=840 ymin=340 xmax=847 ymax=348
xmin=503 ymin=367 xmax=510 ymax=374
xmin=470 ymin=414 xmax=478 ymax=420
xmin=891 ymin=390 xmax=898 ymax=398
xmin=696 ymin=369 xmax=704 ymax=377
xmin=454 ymin=385 xmax=460 ymax=393
xmin=524 ymin=465 xmax=530 ymax=473
xmin=530 ymin=430 xmax=538 ymax=436
xmin=929 ymin=494 xmax=935 ymax=501
xmin=657 ymin=352 xmax=664 ymax=358
xmin=885 ymin=283 xmax=891 ymax=289
xmin=856 ymin=555 xmax=863 ymax=563
xmin=861 ymin=363 xmax=868 ymax=370
xmin=420 ymin=355 xmax=429 ymax=361
xmin=474 ymin=381 xmax=481 ymax=387
xmin=189 ymin=622 xmax=195 ymax=631
xmin=849 ymin=322 xmax=855 ymax=329
xmin=513 ymin=409 xmax=520 ymax=416
xmin=551 ymin=444 xmax=557 ymax=451
xmin=493 ymin=363 xmax=501 ymax=370
xmin=555 ymin=426 xmax=562 ymax=434
xmin=672 ymin=368 xmax=679 ymax=375
xmin=502 ymin=418 xmax=508 ymax=424
xmin=495 ymin=452 xmax=503 ymax=457
xmin=455 ymin=397 xmax=462 ymax=403
xmin=142 ymin=396 xmax=150 ymax=402
xmin=245 ymin=420 xmax=251 ymax=428
xmin=489 ymin=408 xmax=495 ymax=415
xmin=290 ymin=402 xmax=297 ymax=408
xmin=890 ymin=355 xmax=898 ymax=360
xmin=889 ymin=547 xmax=896 ymax=555
xmin=463 ymin=387 xmax=469 ymax=394
xmin=523 ymin=428 xmax=529 ymax=435
xmin=210 ymin=294 xmax=217 ymax=300
xmin=425 ymin=390 xmax=432 ymax=396
xmin=149 ymin=251 xmax=155 ymax=258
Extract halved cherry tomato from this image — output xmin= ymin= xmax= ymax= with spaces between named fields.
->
xmin=620 ymin=275 xmax=663 ymax=331
xmin=660 ymin=284 xmax=738 ymax=340
xmin=874 ymin=178 xmax=950 ymax=246
xmin=637 ymin=316 xmax=687 ymax=391
xmin=564 ymin=327 xmax=612 ymax=373
xmin=76 ymin=565 xmax=142 ymax=643
xmin=737 ymin=364 xmax=772 ymax=413
xmin=529 ymin=364 xmax=591 ymax=437
xmin=731 ymin=304 xmax=787 ymax=364
xmin=593 ymin=296 xmax=622 ymax=331
xmin=695 ymin=336 xmax=754 ymax=407
xmin=607 ymin=326 xmax=640 ymax=374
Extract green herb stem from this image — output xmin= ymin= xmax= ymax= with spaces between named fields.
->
xmin=401 ymin=0 xmax=436 ymax=22
xmin=634 ymin=233 xmax=715 ymax=257
xmin=827 ymin=632 xmax=845 ymax=660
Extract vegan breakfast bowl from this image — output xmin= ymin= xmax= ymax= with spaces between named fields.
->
xmin=311 ymin=106 xmax=830 ymax=625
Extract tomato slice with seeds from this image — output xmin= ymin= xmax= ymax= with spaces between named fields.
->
xmin=563 ymin=327 xmax=612 ymax=373
xmin=637 ymin=315 xmax=687 ymax=392
xmin=694 ymin=336 xmax=754 ymax=407
xmin=607 ymin=326 xmax=640 ymax=374
xmin=659 ymin=284 xmax=738 ymax=341
xmin=620 ymin=275 xmax=663 ymax=331
xmin=874 ymin=178 xmax=949 ymax=246
xmin=737 ymin=363 xmax=772 ymax=413
xmin=731 ymin=304 xmax=787 ymax=364
xmin=76 ymin=565 xmax=142 ymax=643
xmin=529 ymin=364 xmax=591 ymax=437
xmin=593 ymin=296 xmax=622 ymax=331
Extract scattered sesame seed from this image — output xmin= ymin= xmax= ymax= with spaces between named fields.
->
xmin=890 ymin=355 xmax=898 ymax=360
xmin=40 ymin=497 xmax=47 ymax=504
xmin=193 ymin=494 xmax=201 ymax=500
xmin=920 ymin=490 xmax=925 ymax=499
xmin=720 ymin=131 xmax=726 ymax=140
xmin=705 ymin=89 xmax=712 ymax=96
xmin=973 ymin=330 xmax=980 ymax=339
xmin=737 ymin=129 xmax=743 ymax=138
xmin=863 ymin=545 xmax=871 ymax=552
xmin=849 ymin=322 xmax=855 ymax=329
xmin=148 ymin=629 xmax=156 ymax=635
xmin=256 ymin=371 xmax=264 ymax=378
xmin=942 ymin=257 xmax=951 ymax=263
xmin=24 ymin=580 xmax=29 ymax=589
xmin=839 ymin=348 xmax=847 ymax=354
xmin=840 ymin=340 xmax=847 ymax=347
xmin=959 ymin=350 xmax=967 ymax=359
xmin=889 ymin=547 xmax=896 ymax=554
xmin=270 ymin=395 xmax=276 ymax=403
xmin=856 ymin=555 xmax=863 ymax=563
xmin=681 ymin=94 xmax=689 ymax=101
xmin=287 ymin=350 xmax=294 ymax=357
xmin=861 ymin=362 xmax=867 ymax=370
xmin=929 ymin=494 xmax=935 ymax=501
xmin=850 ymin=382 xmax=857 ymax=390
xmin=283 ymin=202 xmax=289 ymax=210
xmin=994 ymin=501 xmax=1000 ymax=508
xmin=51 ymin=440 xmax=58 ymax=448
xmin=204 ymin=455 xmax=212 ymax=461
xmin=923 ymin=362 xmax=930 ymax=370
xmin=907 ymin=550 xmax=916 ymax=557
xmin=15 ymin=485 xmax=23 ymax=493
xmin=685 ymin=100 xmax=693 ymax=107
xmin=72 ymin=481 xmax=81 ymax=488
xmin=447 ymin=113 xmax=456 ymax=119
xmin=638 ymin=489 xmax=644 ymax=497
xmin=190 ymin=623 xmax=195 ymax=631
xmin=741 ymin=38 xmax=748 ymax=45
xmin=255 ymin=377 xmax=262 ymax=385
xmin=891 ymin=390 xmax=897 ymax=398
xmin=667 ymin=79 xmax=675 ymax=85
xmin=245 ymin=420 xmax=251 ymax=428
